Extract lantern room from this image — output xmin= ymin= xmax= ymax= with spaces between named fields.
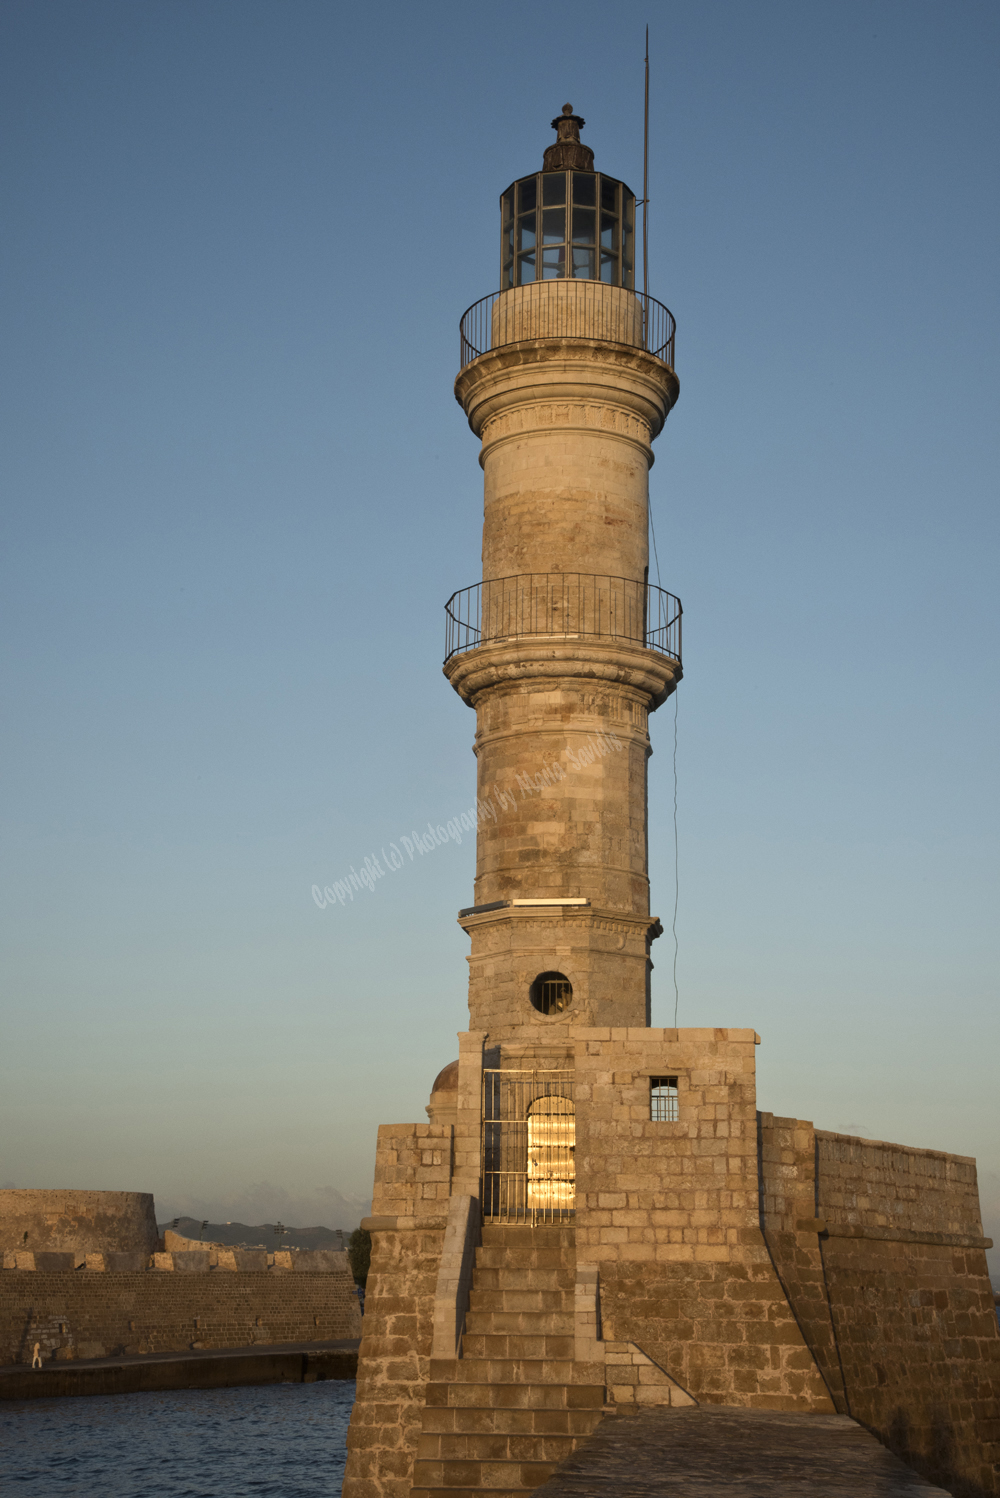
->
xmin=499 ymin=105 xmax=636 ymax=290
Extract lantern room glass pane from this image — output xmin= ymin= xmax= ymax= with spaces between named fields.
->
xmin=542 ymin=172 xmax=566 ymax=205
xmin=517 ymin=177 xmax=537 ymax=214
xmin=518 ymin=251 xmax=536 ymax=284
xmin=572 ymin=247 xmax=594 ymax=278
xmin=600 ymin=252 xmax=615 ymax=284
xmin=572 ymin=172 xmax=596 ymax=207
xmin=600 ymin=214 xmax=617 ymax=250
xmin=502 ymin=189 xmax=514 ymax=224
xmin=572 ymin=207 xmax=595 ymax=244
xmin=601 ymin=178 xmax=618 ymax=213
xmin=541 ymin=246 xmax=565 ymax=278
xmin=517 ymin=215 xmax=536 ymax=251
xmin=541 ymin=207 xmax=565 ymax=245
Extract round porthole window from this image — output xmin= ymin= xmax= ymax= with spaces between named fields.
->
xmin=529 ymin=972 xmax=573 ymax=1015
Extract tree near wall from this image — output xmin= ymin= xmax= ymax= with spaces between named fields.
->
xmin=347 ymin=1227 xmax=371 ymax=1287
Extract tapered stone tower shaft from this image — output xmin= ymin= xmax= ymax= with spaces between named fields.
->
xmin=445 ymin=107 xmax=681 ymax=1040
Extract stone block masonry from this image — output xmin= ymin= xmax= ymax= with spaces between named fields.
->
xmin=0 ymin=1261 xmax=361 ymax=1365
xmin=574 ymin=1027 xmax=834 ymax=1413
xmin=345 ymin=1031 xmax=1000 ymax=1498
xmin=760 ymin=1114 xmax=1000 ymax=1497
xmin=346 ymin=1223 xmax=446 ymax=1498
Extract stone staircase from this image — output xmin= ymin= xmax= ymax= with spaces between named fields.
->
xmin=410 ymin=1224 xmax=606 ymax=1498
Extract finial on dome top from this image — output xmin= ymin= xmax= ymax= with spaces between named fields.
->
xmin=543 ymin=103 xmax=595 ymax=172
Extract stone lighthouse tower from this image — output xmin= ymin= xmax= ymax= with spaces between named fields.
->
xmin=343 ymin=106 xmax=998 ymax=1498
xmin=446 ymin=102 xmax=680 ymax=1043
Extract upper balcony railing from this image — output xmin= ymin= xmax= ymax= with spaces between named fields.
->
xmin=459 ymin=283 xmax=676 ymax=372
xmin=444 ymin=572 xmax=682 ymax=666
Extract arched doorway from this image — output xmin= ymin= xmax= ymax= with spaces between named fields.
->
xmin=527 ymin=1094 xmax=575 ymax=1217
xmin=481 ymin=1071 xmax=576 ymax=1223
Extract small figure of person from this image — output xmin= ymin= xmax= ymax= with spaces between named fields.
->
xmin=31 ymin=1342 xmax=42 ymax=1369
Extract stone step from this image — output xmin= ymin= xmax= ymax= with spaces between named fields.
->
xmin=465 ymin=1309 xmax=574 ymax=1335
xmin=481 ymin=1225 xmax=574 ymax=1245
xmin=411 ymin=1457 xmax=560 ymax=1491
xmin=461 ymin=1333 xmax=575 ymax=1361
xmin=412 ymin=1489 xmax=541 ymax=1498
xmin=428 ymin=1357 xmax=579 ymax=1385
xmin=475 ymin=1247 xmax=571 ymax=1272
xmin=424 ymin=1380 xmax=605 ymax=1411
xmin=419 ymin=1404 xmax=603 ymax=1438
xmin=471 ymin=1265 xmax=575 ymax=1293
xmin=416 ymin=1431 xmax=579 ymax=1463
xmin=468 ymin=1288 xmax=574 ymax=1314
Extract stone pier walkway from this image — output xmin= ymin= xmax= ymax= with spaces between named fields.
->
xmin=0 ymin=1338 xmax=359 ymax=1400
xmin=533 ymin=1407 xmax=951 ymax=1497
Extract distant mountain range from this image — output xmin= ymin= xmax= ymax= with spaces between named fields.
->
xmin=158 ymin=1215 xmax=351 ymax=1250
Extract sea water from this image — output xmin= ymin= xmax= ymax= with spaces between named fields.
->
xmin=0 ymin=1379 xmax=355 ymax=1496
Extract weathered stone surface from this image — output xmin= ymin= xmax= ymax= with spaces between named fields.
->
xmin=0 ymin=1189 xmax=158 ymax=1256
xmin=448 ymin=317 xmax=680 ymax=1040
xmin=0 ymin=1268 xmax=361 ymax=1364
xmin=759 ymin=1112 xmax=1000 ymax=1494
xmin=532 ymin=1407 xmax=952 ymax=1496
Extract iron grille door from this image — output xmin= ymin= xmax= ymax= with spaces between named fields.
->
xmin=482 ymin=1069 xmax=575 ymax=1224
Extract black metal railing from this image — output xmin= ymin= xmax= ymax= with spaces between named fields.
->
xmin=459 ymin=283 xmax=676 ymax=371
xmin=444 ymin=572 xmax=682 ymax=665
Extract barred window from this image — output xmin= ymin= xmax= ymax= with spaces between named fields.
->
xmin=650 ymin=1076 xmax=678 ymax=1121
xmin=529 ymin=971 xmax=573 ymax=1015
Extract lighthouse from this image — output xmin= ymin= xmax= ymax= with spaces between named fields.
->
xmin=446 ymin=102 xmax=681 ymax=1042
xmin=342 ymin=105 xmax=998 ymax=1498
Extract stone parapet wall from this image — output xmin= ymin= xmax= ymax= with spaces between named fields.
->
xmin=759 ymin=1112 xmax=1000 ymax=1496
xmin=2 ymin=1247 xmax=348 ymax=1273
xmin=344 ymin=1224 xmax=445 ymax=1498
xmin=370 ymin=1123 xmax=453 ymax=1220
xmin=0 ymin=1267 xmax=361 ymax=1365
xmin=755 ymin=1112 xmax=847 ymax=1413
xmin=816 ymin=1129 xmax=985 ymax=1239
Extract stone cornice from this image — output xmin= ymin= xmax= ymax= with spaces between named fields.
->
xmin=454 ymin=340 xmax=679 ymax=450
xmin=457 ymin=905 xmax=662 ymax=940
xmin=444 ymin=636 xmax=680 ymax=712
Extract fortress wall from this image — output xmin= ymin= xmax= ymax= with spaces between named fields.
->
xmin=0 ymin=1265 xmax=361 ymax=1365
xmin=345 ymin=1223 xmax=445 ymax=1498
xmin=345 ymin=1123 xmax=455 ymax=1498
xmin=756 ymin=1113 xmax=847 ymax=1411
xmin=574 ymin=1029 xmax=833 ymax=1412
xmin=759 ymin=1115 xmax=1000 ymax=1498
xmin=816 ymin=1130 xmax=985 ymax=1238
xmin=0 ymin=1190 xmax=158 ymax=1256
xmin=822 ymin=1234 xmax=1000 ymax=1498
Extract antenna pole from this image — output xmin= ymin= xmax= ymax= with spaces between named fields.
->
xmin=643 ymin=25 xmax=649 ymax=303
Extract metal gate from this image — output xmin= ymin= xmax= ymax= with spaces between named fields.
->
xmin=481 ymin=1069 xmax=575 ymax=1224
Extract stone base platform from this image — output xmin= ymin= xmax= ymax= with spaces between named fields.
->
xmin=533 ymin=1407 xmax=952 ymax=1497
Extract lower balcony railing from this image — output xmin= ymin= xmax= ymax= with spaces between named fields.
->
xmin=444 ymin=572 xmax=682 ymax=666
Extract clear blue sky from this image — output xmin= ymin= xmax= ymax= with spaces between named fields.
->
xmin=1 ymin=1 xmax=997 ymax=1263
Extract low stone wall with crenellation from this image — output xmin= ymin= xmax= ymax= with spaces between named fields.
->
xmin=0 ymin=1254 xmax=361 ymax=1365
